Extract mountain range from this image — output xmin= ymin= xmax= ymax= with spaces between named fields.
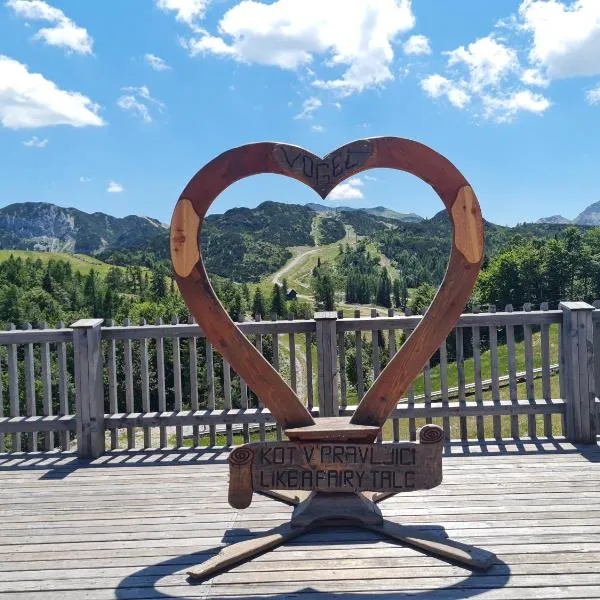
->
xmin=536 ymin=201 xmax=600 ymax=225
xmin=305 ymin=203 xmax=423 ymax=222
xmin=1 ymin=199 xmax=600 ymax=283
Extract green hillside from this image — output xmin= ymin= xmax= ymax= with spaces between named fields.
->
xmin=0 ymin=250 xmax=129 ymax=276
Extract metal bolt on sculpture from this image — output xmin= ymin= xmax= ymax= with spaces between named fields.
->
xmin=170 ymin=137 xmax=495 ymax=581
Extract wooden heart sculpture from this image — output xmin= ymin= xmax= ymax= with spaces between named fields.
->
xmin=170 ymin=137 xmax=484 ymax=433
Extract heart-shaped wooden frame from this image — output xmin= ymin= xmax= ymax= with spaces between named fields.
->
xmin=170 ymin=137 xmax=484 ymax=431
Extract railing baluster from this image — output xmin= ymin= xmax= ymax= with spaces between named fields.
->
xmin=488 ymin=306 xmax=501 ymax=440
xmin=456 ymin=326 xmax=467 ymax=441
xmin=472 ymin=307 xmax=483 ymax=441
xmin=223 ymin=358 xmax=233 ymax=446
xmin=139 ymin=319 xmax=151 ymax=449
xmin=270 ymin=313 xmax=281 ymax=441
xmin=57 ymin=321 xmax=69 ymax=451
xmin=371 ymin=308 xmax=380 ymax=379
xmin=40 ymin=322 xmax=53 ymax=451
xmin=288 ymin=312 xmax=297 ymax=394
xmin=155 ymin=317 xmax=167 ymax=448
xmin=107 ymin=319 xmax=118 ymax=450
xmin=354 ymin=309 xmax=364 ymax=399
xmin=254 ymin=315 xmax=266 ymax=442
xmin=240 ymin=376 xmax=249 ymax=444
xmin=171 ymin=316 xmax=183 ymax=448
xmin=123 ymin=318 xmax=135 ymax=449
xmin=7 ymin=324 xmax=20 ymax=452
xmin=506 ymin=304 xmax=519 ymax=439
xmin=305 ymin=331 xmax=314 ymax=414
xmin=439 ymin=337 xmax=449 ymax=441
xmin=188 ymin=316 xmax=200 ymax=448
xmin=523 ymin=303 xmax=536 ymax=438
xmin=338 ymin=310 xmax=347 ymax=410
xmin=423 ymin=358 xmax=432 ymax=426
xmin=405 ymin=308 xmax=416 ymax=442
xmin=23 ymin=324 xmax=37 ymax=451
xmin=388 ymin=309 xmax=399 ymax=442
xmin=206 ymin=339 xmax=216 ymax=447
xmin=540 ymin=302 xmax=552 ymax=437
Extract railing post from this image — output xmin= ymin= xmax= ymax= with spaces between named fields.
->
xmin=559 ymin=302 xmax=597 ymax=443
xmin=315 ymin=311 xmax=338 ymax=417
xmin=71 ymin=319 xmax=105 ymax=458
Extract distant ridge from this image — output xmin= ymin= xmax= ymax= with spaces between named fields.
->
xmin=536 ymin=215 xmax=572 ymax=224
xmin=575 ymin=201 xmax=600 ymax=226
xmin=0 ymin=202 xmax=167 ymax=254
xmin=305 ymin=202 xmax=423 ymax=222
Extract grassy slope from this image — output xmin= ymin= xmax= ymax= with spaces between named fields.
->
xmin=259 ymin=221 xmax=399 ymax=316
xmin=0 ymin=249 xmax=128 ymax=276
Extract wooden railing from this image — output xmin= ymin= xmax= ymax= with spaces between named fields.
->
xmin=1 ymin=302 xmax=598 ymax=456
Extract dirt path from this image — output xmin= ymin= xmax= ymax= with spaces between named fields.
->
xmin=271 ymin=246 xmax=320 ymax=289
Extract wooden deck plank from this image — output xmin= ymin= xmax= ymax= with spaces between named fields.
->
xmin=0 ymin=445 xmax=599 ymax=598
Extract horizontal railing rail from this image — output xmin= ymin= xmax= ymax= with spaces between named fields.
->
xmin=0 ymin=302 xmax=598 ymax=456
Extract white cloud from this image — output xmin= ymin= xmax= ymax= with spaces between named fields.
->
xmin=156 ymin=0 xmax=210 ymax=27
xmin=420 ymin=74 xmax=471 ymax=108
xmin=421 ymin=33 xmax=552 ymax=121
xmin=117 ymin=86 xmax=164 ymax=122
xmin=586 ymin=83 xmax=600 ymax=105
xmin=7 ymin=0 xmax=93 ymax=54
xmin=107 ymin=180 xmax=124 ymax=193
xmin=22 ymin=135 xmax=47 ymax=147
xmin=363 ymin=174 xmax=377 ymax=181
xmin=311 ymin=124 xmax=324 ymax=132
xmin=117 ymin=95 xmax=151 ymax=122
xmin=0 ymin=55 xmax=104 ymax=129
xmin=519 ymin=0 xmax=600 ymax=79
xmin=79 ymin=176 xmax=91 ymax=183
xmin=183 ymin=0 xmax=416 ymax=95
xmin=327 ymin=176 xmax=364 ymax=200
xmin=446 ymin=35 xmax=518 ymax=92
xmin=294 ymin=97 xmax=321 ymax=119
xmin=520 ymin=67 xmax=549 ymax=87
xmin=482 ymin=90 xmax=550 ymax=122
xmin=144 ymin=53 xmax=171 ymax=71
xmin=403 ymin=34 xmax=431 ymax=55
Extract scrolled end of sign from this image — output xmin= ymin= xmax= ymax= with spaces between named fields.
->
xmin=418 ymin=424 xmax=444 ymax=445
xmin=228 ymin=446 xmax=254 ymax=509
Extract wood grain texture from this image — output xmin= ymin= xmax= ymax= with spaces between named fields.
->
xmin=171 ymin=137 xmax=484 ymax=431
xmin=170 ymin=198 xmax=200 ymax=278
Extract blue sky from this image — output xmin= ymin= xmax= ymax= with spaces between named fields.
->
xmin=0 ymin=0 xmax=599 ymax=226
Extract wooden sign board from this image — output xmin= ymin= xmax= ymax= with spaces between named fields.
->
xmin=229 ymin=425 xmax=443 ymax=509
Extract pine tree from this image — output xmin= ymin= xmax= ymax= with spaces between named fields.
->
xmin=315 ymin=273 xmax=335 ymax=310
xmin=151 ymin=268 xmax=167 ymax=301
xmin=228 ymin=290 xmax=244 ymax=322
xmin=281 ymin=277 xmax=289 ymax=301
xmin=270 ymin=284 xmax=284 ymax=317
xmin=376 ymin=268 xmax=392 ymax=307
xmin=241 ymin=283 xmax=251 ymax=303
xmin=392 ymin=278 xmax=401 ymax=308
xmin=252 ymin=288 xmax=266 ymax=319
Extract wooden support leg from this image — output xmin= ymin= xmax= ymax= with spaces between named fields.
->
xmin=365 ymin=520 xmax=496 ymax=570
xmin=186 ymin=522 xmax=312 ymax=581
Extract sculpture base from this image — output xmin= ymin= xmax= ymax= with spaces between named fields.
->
xmin=186 ymin=491 xmax=495 ymax=581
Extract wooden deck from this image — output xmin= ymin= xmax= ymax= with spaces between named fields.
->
xmin=1 ymin=441 xmax=600 ymax=599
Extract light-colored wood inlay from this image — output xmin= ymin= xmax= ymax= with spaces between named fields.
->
xmin=452 ymin=185 xmax=484 ymax=264
xmin=170 ymin=198 xmax=200 ymax=277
